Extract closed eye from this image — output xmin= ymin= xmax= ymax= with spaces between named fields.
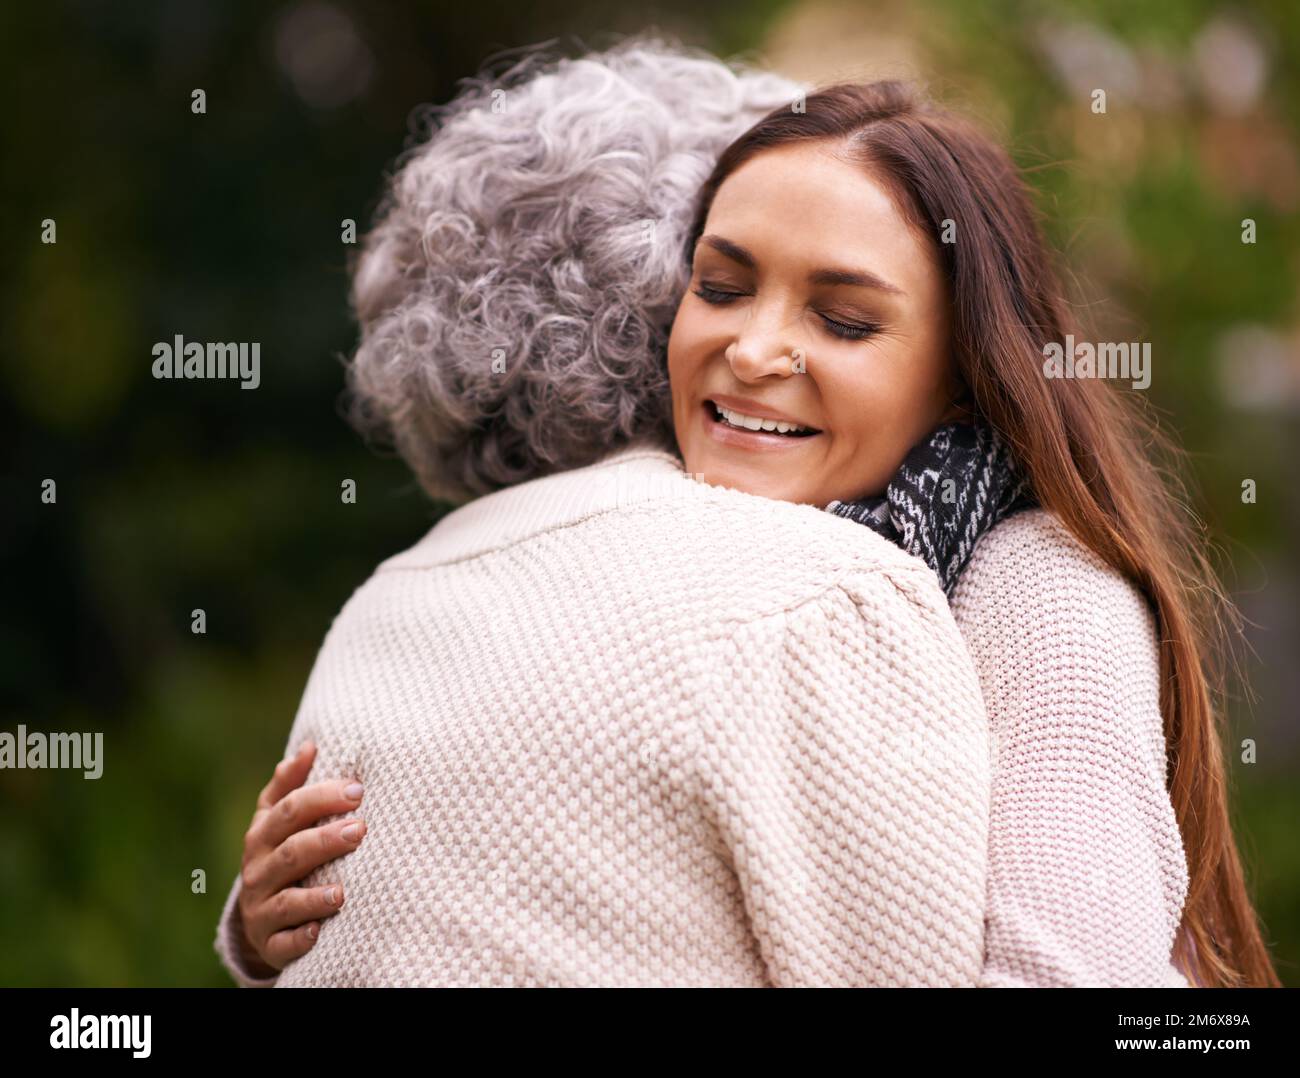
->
xmin=819 ymin=314 xmax=880 ymax=341
xmin=692 ymin=285 xmax=880 ymax=341
xmin=692 ymin=284 xmax=743 ymax=305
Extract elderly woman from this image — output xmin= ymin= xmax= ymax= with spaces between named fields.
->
xmin=215 ymin=34 xmax=1279 ymax=988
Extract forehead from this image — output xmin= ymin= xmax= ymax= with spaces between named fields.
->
xmin=703 ymin=141 xmax=938 ymax=288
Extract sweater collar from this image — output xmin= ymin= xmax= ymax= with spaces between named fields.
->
xmin=385 ymin=440 xmax=696 ymax=568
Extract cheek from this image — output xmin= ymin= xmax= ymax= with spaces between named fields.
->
xmin=667 ymin=307 xmax=704 ymax=384
xmin=821 ymin=350 xmax=952 ymax=487
xmin=823 ymin=363 xmax=923 ymax=443
xmin=665 ymin=322 xmax=689 ymax=401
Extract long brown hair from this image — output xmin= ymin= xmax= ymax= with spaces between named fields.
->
xmin=684 ymin=79 xmax=1279 ymax=987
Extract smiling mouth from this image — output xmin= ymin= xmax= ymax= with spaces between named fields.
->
xmin=702 ymin=399 xmax=823 ymax=440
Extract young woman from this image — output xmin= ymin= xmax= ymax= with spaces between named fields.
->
xmin=215 ymin=41 xmax=1280 ymax=987
xmin=666 ymin=80 xmax=1279 ymax=988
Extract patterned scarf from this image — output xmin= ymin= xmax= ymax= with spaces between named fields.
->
xmin=825 ymin=421 xmax=1036 ymax=597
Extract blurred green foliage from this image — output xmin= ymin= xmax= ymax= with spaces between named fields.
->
xmin=0 ymin=0 xmax=1295 ymax=985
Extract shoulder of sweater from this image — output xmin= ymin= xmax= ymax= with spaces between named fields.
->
xmin=666 ymin=489 xmax=966 ymax=650
xmin=368 ymin=476 xmax=952 ymax=632
xmin=586 ymin=480 xmax=957 ymax=626
xmin=681 ymin=480 xmax=941 ymax=573
xmin=949 ymin=506 xmax=1164 ymax=747
xmin=950 ymin=506 xmax=1156 ymax=638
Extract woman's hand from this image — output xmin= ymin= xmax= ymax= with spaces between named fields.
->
xmin=234 ymin=741 xmax=368 ymax=978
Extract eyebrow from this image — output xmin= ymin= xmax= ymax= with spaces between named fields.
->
xmin=695 ymin=233 xmax=905 ymax=296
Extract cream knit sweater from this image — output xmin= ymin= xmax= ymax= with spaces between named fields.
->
xmin=215 ymin=441 xmax=991 ymax=986
xmin=949 ymin=511 xmax=1190 ymax=988
xmin=215 ymin=441 xmax=1190 ymax=987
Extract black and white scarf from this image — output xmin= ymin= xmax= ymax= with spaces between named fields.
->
xmin=825 ymin=421 xmax=1035 ymax=597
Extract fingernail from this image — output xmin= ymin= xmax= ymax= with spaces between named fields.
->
xmin=307 ymin=924 xmax=318 ymax=939
xmin=341 ymin=822 xmax=362 ymax=841
xmin=326 ymin=886 xmax=340 ymax=905
xmin=344 ymin=783 xmax=364 ymax=801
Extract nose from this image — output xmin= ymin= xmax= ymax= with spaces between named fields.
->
xmin=725 ymin=304 xmax=802 ymax=380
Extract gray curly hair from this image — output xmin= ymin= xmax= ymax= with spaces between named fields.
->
xmin=344 ymin=31 xmax=807 ymax=504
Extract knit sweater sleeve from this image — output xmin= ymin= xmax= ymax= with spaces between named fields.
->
xmin=214 ymin=869 xmax=281 ymax=987
xmin=692 ymin=566 xmax=992 ymax=987
xmin=213 ymin=706 xmax=325 ymax=987
xmin=948 ymin=509 xmax=1190 ymax=987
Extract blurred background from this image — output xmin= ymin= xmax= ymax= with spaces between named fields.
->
xmin=1 ymin=0 xmax=1296 ymax=985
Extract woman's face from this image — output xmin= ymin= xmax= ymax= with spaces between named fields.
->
xmin=668 ymin=139 xmax=963 ymax=507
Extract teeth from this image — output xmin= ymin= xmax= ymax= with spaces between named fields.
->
xmin=714 ymin=403 xmax=813 ymax=435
